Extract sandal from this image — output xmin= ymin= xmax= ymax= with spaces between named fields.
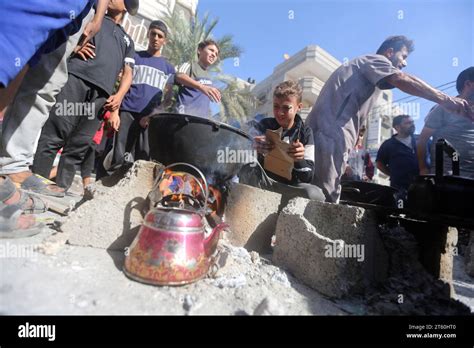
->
xmin=0 ymin=175 xmax=48 ymax=214
xmin=20 ymin=174 xmax=65 ymax=197
xmin=0 ymin=203 xmax=44 ymax=238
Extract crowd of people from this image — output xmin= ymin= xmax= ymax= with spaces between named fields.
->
xmin=0 ymin=1 xmax=473 ymax=238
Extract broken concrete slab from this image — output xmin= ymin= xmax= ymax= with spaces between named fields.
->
xmin=64 ymin=160 xmax=162 ymax=251
xmin=399 ymin=219 xmax=458 ymax=295
xmin=272 ymin=197 xmax=388 ymax=298
xmin=364 ymin=224 xmax=470 ymax=315
xmin=224 ymin=183 xmax=282 ymax=254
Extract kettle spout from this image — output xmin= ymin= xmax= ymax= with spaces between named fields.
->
xmin=204 ymin=223 xmax=229 ymax=257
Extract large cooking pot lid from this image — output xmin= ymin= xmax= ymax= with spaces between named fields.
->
xmin=148 ymin=113 xmax=254 ymax=183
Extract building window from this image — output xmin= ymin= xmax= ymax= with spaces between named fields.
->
xmin=123 ymin=14 xmax=150 ymax=50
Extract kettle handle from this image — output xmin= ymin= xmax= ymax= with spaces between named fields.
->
xmin=162 ymin=162 xmax=209 ymax=208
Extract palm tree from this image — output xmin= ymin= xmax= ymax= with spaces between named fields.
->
xmin=217 ymin=74 xmax=259 ymax=123
xmin=162 ymin=10 xmax=257 ymax=123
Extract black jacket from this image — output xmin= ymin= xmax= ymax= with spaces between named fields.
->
xmin=255 ymin=114 xmax=315 ymax=185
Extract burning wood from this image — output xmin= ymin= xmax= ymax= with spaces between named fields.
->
xmin=208 ymin=185 xmax=224 ymax=216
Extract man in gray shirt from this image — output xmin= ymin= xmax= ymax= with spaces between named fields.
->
xmin=417 ymin=67 xmax=474 ymax=178
xmin=306 ymin=35 xmax=473 ymax=203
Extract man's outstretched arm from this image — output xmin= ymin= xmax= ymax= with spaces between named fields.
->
xmin=386 ymin=72 xmax=473 ymax=119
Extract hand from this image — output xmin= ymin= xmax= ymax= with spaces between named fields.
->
xmin=139 ymin=116 xmax=150 ymax=129
xmin=253 ymin=135 xmax=274 ymax=155
xmin=107 ymin=110 xmax=120 ymax=132
xmin=200 ymin=85 xmax=221 ymax=103
xmin=440 ymin=95 xmax=473 ymax=120
xmin=104 ymin=94 xmax=122 ymax=112
xmin=288 ymin=140 xmax=305 ymax=161
xmin=74 ymin=42 xmax=96 ymax=61
xmin=76 ymin=19 xmax=101 ymax=51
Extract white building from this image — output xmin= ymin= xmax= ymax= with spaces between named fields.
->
xmin=123 ymin=0 xmax=198 ymax=51
xmin=252 ymin=45 xmax=340 ymax=120
xmin=252 ymin=45 xmax=394 ymax=183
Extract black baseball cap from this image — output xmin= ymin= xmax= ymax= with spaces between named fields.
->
xmin=149 ymin=20 xmax=169 ymax=37
xmin=125 ymin=0 xmax=139 ymax=16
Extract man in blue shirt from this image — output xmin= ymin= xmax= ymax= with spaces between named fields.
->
xmin=376 ymin=115 xmax=419 ymax=191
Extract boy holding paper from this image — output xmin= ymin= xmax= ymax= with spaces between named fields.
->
xmin=240 ymin=80 xmax=324 ymax=201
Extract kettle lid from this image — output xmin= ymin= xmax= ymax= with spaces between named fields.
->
xmin=144 ymin=207 xmax=203 ymax=231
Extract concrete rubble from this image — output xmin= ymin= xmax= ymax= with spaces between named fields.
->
xmin=0 ymin=160 xmax=472 ymax=315
xmin=65 ymin=161 xmax=161 ymax=251
xmin=225 ymin=183 xmax=281 ymax=254
xmin=273 ymin=197 xmax=388 ymax=298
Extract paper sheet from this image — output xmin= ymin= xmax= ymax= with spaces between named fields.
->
xmin=263 ymin=128 xmax=294 ymax=180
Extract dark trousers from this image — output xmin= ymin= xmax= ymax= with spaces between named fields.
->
xmin=33 ymin=74 xmax=106 ymax=189
xmin=114 ymin=110 xmax=149 ymax=168
xmin=239 ymin=163 xmax=325 ymax=202
xmin=80 ymin=143 xmax=96 ymax=178
xmin=97 ymin=110 xmax=149 ymax=179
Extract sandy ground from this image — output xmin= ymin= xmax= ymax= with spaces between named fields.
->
xmin=0 ymin=173 xmax=472 ymax=315
xmin=0 ymin=226 xmax=349 ymax=315
xmin=1 ymin=223 xmax=473 ymax=315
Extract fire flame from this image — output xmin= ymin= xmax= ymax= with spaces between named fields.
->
xmin=158 ymin=169 xmax=224 ymax=215
xmin=208 ymin=185 xmax=223 ymax=215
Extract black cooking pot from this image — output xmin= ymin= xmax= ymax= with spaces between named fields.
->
xmin=407 ymin=139 xmax=474 ymax=219
xmin=340 ymin=181 xmax=399 ymax=208
xmin=148 ymin=113 xmax=253 ymax=183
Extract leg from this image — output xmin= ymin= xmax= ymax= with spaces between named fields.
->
xmin=109 ymin=110 xmax=136 ymax=171
xmin=297 ymin=183 xmax=326 ymax=202
xmin=55 ymin=88 xmax=105 ymax=190
xmin=56 ymin=119 xmax=101 ymax=189
xmin=32 ymin=113 xmax=73 ymax=179
xmin=32 ymin=74 xmax=88 ymax=179
xmin=0 ymin=8 xmax=95 ymax=177
xmin=81 ymin=144 xmax=96 ymax=180
xmin=238 ymin=163 xmax=275 ymax=190
xmin=135 ymin=123 xmax=150 ymax=161
xmin=312 ymin=131 xmax=347 ymax=203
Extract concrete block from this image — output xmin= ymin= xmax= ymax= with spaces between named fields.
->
xmin=272 ymin=198 xmax=388 ymax=298
xmin=225 ymin=183 xmax=282 ymax=254
xmin=64 ymin=160 xmax=162 ymax=251
xmin=400 ymin=219 xmax=457 ymax=287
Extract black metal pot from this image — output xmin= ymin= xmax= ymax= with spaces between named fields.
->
xmin=340 ymin=181 xmax=399 ymax=208
xmin=407 ymin=138 xmax=474 ymax=221
xmin=148 ymin=113 xmax=253 ymax=184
